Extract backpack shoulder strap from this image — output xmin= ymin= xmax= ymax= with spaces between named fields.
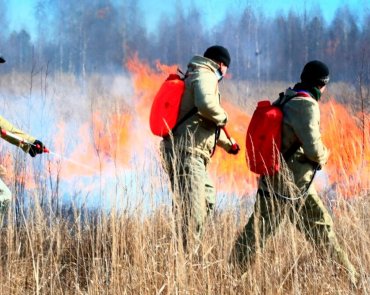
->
xmin=277 ymin=92 xmax=296 ymax=108
xmin=278 ymin=90 xmax=311 ymax=108
xmin=170 ymin=68 xmax=198 ymax=134
xmin=177 ymin=68 xmax=186 ymax=79
xmin=171 ymin=107 xmax=198 ymax=134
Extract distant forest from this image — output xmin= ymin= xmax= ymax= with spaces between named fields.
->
xmin=0 ymin=0 xmax=370 ymax=84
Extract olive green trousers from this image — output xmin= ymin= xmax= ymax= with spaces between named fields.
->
xmin=231 ymin=190 xmax=357 ymax=279
xmin=162 ymin=149 xmax=215 ymax=251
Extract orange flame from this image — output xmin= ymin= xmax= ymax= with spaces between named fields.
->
xmin=211 ymin=101 xmax=257 ymax=194
xmin=127 ymin=54 xmax=178 ymax=120
xmin=321 ymin=99 xmax=370 ymax=197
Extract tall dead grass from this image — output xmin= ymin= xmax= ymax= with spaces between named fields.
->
xmin=0 ymin=190 xmax=369 ymax=294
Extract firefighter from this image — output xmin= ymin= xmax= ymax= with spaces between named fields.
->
xmin=0 ymin=56 xmax=46 ymax=222
xmin=231 ymin=60 xmax=359 ymax=286
xmin=161 ymin=45 xmax=240 ymax=252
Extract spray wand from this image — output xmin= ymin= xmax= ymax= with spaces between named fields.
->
xmin=1 ymin=129 xmax=99 ymax=173
xmin=221 ymin=127 xmax=240 ymax=153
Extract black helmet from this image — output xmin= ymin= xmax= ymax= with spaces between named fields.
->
xmin=204 ymin=45 xmax=231 ymax=67
xmin=0 ymin=56 xmax=5 ymax=63
xmin=300 ymin=60 xmax=330 ymax=87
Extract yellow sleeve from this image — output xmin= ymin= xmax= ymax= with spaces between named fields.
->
xmin=0 ymin=115 xmax=36 ymax=153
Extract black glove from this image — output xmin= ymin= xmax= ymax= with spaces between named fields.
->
xmin=29 ymin=140 xmax=44 ymax=157
xmin=228 ymin=143 xmax=240 ymax=155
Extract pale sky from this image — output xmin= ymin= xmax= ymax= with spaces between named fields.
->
xmin=140 ymin=0 xmax=368 ymax=30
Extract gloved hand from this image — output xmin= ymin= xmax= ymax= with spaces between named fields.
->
xmin=29 ymin=140 xmax=45 ymax=157
xmin=228 ymin=142 xmax=240 ymax=155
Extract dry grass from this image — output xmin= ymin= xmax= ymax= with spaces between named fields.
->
xmin=0 ymin=191 xmax=369 ymax=294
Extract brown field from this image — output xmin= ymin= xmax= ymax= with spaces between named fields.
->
xmin=0 ymin=192 xmax=369 ymax=294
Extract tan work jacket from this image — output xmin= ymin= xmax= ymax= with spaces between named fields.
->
xmin=260 ymin=88 xmax=328 ymax=196
xmin=162 ymin=55 xmax=233 ymax=162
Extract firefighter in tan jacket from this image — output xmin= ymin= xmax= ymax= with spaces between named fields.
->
xmin=161 ymin=46 xmax=240 ymax=252
xmin=231 ymin=60 xmax=359 ymax=286
xmin=0 ymin=56 xmax=46 ymax=221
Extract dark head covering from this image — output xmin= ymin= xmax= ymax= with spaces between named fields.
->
xmin=0 ymin=56 xmax=5 ymax=63
xmin=204 ymin=45 xmax=231 ymax=67
xmin=300 ymin=60 xmax=329 ymax=87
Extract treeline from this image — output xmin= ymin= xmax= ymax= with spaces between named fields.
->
xmin=0 ymin=0 xmax=370 ymax=84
